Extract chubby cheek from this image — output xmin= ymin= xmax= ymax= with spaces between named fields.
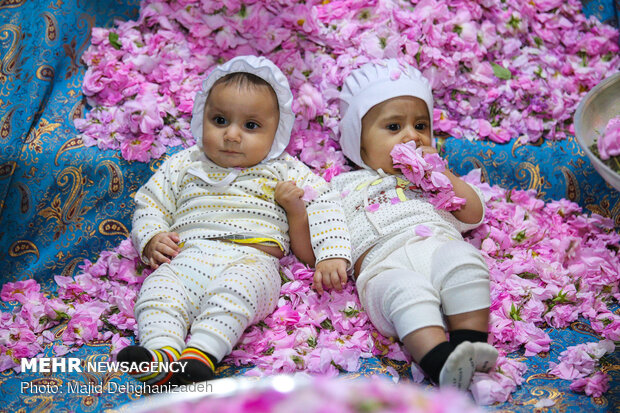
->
xmin=201 ymin=124 xmax=212 ymax=146
xmin=378 ymin=142 xmax=402 ymax=173
xmin=201 ymin=135 xmax=213 ymax=152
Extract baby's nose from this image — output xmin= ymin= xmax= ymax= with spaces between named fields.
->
xmin=401 ymin=128 xmax=419 ymax=146
xmin=224 ymin=124 xmax=241 ymax=142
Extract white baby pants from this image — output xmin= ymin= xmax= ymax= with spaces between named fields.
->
xmin=358 ymin=231 xmax=490 ymax=340
xmin=135 ymin=239 xmax=281 ymax=361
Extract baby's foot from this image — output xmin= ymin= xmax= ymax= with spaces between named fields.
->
xmin=116 ymin=345 xmax=180 ymax=386
xmin=438 ymin=341 xmax=475 ymax=390
xmin=174 ymin=347 xmax=216 ymax=384
xmin=471 ymin=342 xmax=498 ymax=373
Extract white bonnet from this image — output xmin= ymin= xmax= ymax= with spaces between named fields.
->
xmin=190 ymin=55 xmax=295 ymax=162
xmin=339 ymin=59 xmax=434 ymax=169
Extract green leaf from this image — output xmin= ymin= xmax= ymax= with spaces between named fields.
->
xmin=552 ymin=289 xmax=573 ymax=304
xmin=291 ymin=355 xmax=304 ymax=367
xmin=343 ymin=307 xmax=360 ymax=318
xmin=320 ymin=319 xmax=334 ymax=331
xmin=507 ymin=15 xmax=521 ymax=30
xmin=108 ymin=32 xmax=122 ymax=50
xmin=491 ymin=62 xmax=511 ymax=80
xmin=238 ymin=4 xmax=247 ymax=18
xmin=512 ymin=230 xmax=527 ymax=243
xmin=279 ymin=270 xmax=291 ymax=284
xmin=509 ymin=303 xmax=522 ymax=321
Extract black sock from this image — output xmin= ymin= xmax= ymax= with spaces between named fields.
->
xmin=449 ymin=329 xmax=488 ymax=347
xmin=176 ymin=347 xmax=217 ymax=384
xmin=418 ymin=341 xmax=454 ymax=383
xmin=116 ymin=345 xmax=180 ymax=385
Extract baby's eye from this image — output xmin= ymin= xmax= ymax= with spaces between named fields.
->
xmin=415 ymin=122 xmax=428 ymax=130
xmin=387 ymin=123 xmax=400 ymax=131
xmin=245 ymin=121 xmax=259 ymax=130
xmin=213 ymin=116 xmax=227 ymax=125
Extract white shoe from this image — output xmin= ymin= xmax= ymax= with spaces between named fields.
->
xmin=471 ymin=342 xmax=498 ymax=373
xmin=438 ymin=341 xmax=475 ymax=390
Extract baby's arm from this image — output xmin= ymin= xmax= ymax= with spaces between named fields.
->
xmin=420 ymin=145 xmax=484 ymax=224
xmin=275 ymin=180 xmax=349 ymax=294
xmin=132 ymin=155 xmax=181 ymax=267
xmin=274 ymin=180 xmax=316 ymax=266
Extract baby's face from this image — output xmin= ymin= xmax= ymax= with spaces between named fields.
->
xmin=202 ymin=82 xmax=279 ymax=168
xmin=360 ymin=96 xmax=431 ymax=174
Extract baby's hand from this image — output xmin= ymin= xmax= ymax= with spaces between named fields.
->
xmin=144 ymin=232 xmax=181 ymax=269
xmin=275 ymin=180 xmax=306 ymax=214
xmin=313 ymin=258 xmax=348 ymax=294
xmin=419 ymin=145 xmax=438 ymax=156
xmin=419 ymin=145 xmax=454 ymax=175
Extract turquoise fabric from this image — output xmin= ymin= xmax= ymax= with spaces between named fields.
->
xmin=440 ymin=135 xmax=620 ymax=227
xmin=581 ymin=0 xmax=619 ymax=27
xmin=0 ymin=1 xmax=618 ymax=412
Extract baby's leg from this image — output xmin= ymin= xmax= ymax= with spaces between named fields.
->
xmin=431 ymin=240 xmax=497 ymax=372
xmin=117 ymin=263 xmax=190 ymax=385
xmin=363 ymin=269 xmax=474 ymax=390
xmin=177 ymin=250 xmax=280 ymax=384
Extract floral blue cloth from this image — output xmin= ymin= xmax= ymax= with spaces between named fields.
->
xmin=0 ymin=1 xmax=618 ymax=412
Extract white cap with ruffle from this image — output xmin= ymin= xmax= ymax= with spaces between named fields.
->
xmin=189 ymin=55 xmax=295 ymax=186
xmin=339 ymin=59 xmax=434 ymax=169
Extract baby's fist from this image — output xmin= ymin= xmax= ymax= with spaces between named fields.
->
xmin=275 ymin=180 xmax=305 ymax=213
xmin=144 ymin=232 xmax=181 ymax=269
xmin=313 ymin=258 xmax=348 ymax=294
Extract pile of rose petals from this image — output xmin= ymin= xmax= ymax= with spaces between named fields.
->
xmin=75 ymin=0 xmax=619 ymax=166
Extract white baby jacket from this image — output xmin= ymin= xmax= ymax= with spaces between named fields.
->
xmin=330 ymin=169 xmax=485 ymax=265
xmin=132 ymin=146 xmax=351 ymax=266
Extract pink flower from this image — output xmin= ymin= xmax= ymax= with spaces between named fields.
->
xmin=266 ymin=303 xmax=300 ymax=327
xmin=391 ymin=141 xmax=465 ymax=211
xmin=597 ymin=116 xmax=620 ymax=160
xmin=415 ymin=225 xmax=433 ymax=237
xmin=120 ymin=135 xmax=154 ymax=162
xmin=569 ymin=371 xmax=610 ymax=398
xmin=549 ymin=340 xmax=614 ymax=380
xmin=110 ymin=334 xmax=132 ymax=358
xmin=293 ymin=83 xmax=324 ymax=121
xmin=301 ymin=185 xmax=318 ymax=202
xmin=1 ymin=279 xmax=41 ymax=304
xmin=470 ymin=357 xmax=527 ymax=405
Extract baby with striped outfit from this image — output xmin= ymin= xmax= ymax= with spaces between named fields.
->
xmin=118 ymin=56 xmax=351 ymax=386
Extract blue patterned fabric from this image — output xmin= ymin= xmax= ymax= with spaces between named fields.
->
xmin=0 ymin=1 xmax=618 ymax=412
xmin=440 ymin=135 xmax=620 ymax=227
xmin=581 ymin=0 xmax=619 ymax=28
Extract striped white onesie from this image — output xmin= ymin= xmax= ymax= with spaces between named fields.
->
xmin=132 ymin=146 xmax=351 ymax=360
